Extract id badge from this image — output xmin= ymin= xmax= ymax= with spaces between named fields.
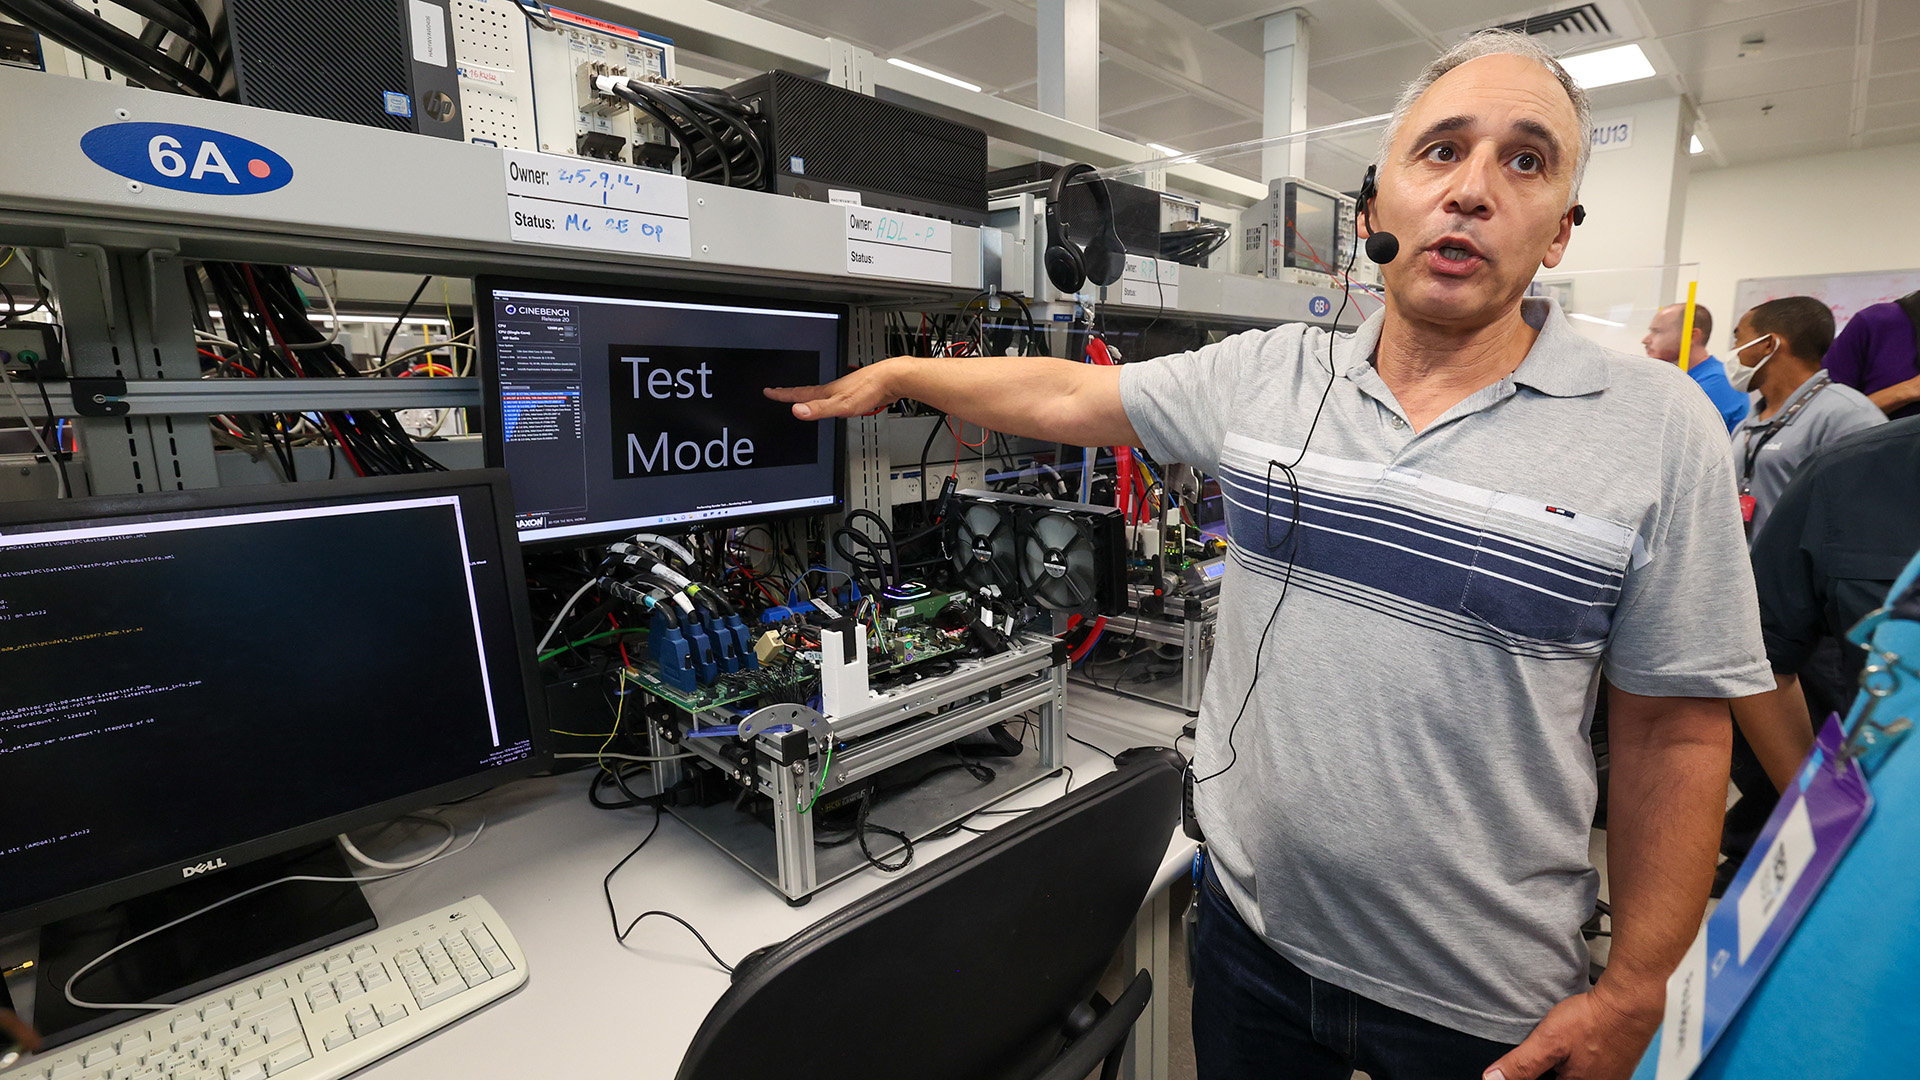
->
xmin=1642 ymin=715 xmax=1873 ymax=1080
xmin=1739 ymin=494 xmax=1756 ymax=523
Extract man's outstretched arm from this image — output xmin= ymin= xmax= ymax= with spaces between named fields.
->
xmin=764 ymin=354 xmax=1139 ymax=448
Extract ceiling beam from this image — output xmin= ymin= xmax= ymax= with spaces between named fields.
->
xmin=964 ymin=0 xmax=1266 ymax=125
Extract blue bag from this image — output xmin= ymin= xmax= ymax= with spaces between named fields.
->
xmin=1635 ymin=550 xmax=1920 ymax=1078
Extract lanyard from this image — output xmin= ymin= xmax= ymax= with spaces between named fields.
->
xmin=1739 ymin=371 xmax=1831 ymax=495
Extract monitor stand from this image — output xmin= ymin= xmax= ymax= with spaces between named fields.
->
xmin=32 ymin=841 xmax=376 ymax=1049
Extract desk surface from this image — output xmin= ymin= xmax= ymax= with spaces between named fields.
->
xmin=342 ymin=685 xmax=1195 ymax=1078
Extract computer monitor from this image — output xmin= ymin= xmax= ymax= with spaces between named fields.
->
xmin=1283 ymin=181 xmax=1340 ymax=275
xmin=476 ymin=277 xmax=847 ymax=545
xmin=0 ymin=472 xmax=550 ymax=939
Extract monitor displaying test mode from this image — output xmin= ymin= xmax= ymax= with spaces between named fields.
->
xmin=477 ymin=278 xmax=846 ymax=544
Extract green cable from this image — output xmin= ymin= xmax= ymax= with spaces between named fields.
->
xmin=798 ymin=743 xmax=835 ymax=813
xmin=537 ymin=627 xmax=649 ymax=662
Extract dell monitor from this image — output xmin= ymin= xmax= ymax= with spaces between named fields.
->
xmin=476 ymin=277 xmax=847 ymax=545
xmin=0 ymin=471 xmax=549 ymax=1043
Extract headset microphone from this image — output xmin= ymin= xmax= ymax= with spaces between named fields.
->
xmin=1357 ymin=165 xmax=1398 ymax=265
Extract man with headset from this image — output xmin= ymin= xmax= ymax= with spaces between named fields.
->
xmin=768 ymin=29 xmax=1768 ymax=1080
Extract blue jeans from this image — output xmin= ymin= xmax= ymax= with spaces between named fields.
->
xmin=1192 ymin=870 xmax=1522 ymax=1080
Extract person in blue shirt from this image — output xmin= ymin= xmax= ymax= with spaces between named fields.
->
xmin=1644 ymin=302 xmax=1747 ymax=432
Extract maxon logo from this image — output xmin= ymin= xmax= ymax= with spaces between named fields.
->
xmin=181 ymin=857 xmax=229 ymax=879
xmin=81 ymin=122 xmax=293 ymax=195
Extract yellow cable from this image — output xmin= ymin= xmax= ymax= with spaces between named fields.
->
xmin=0 ymin=247 xmax=14 ymax=271
xmin=601 ymin=670 xmax=628 ymax=776
xmin=1677 ymin=281 xmax=1700 ymax=372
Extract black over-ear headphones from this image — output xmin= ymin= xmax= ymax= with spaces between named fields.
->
xmin=1043 ymin=162 xmax=1127 ymax=295
xmin=1357 ymin=163 xmax=1586 ymax=264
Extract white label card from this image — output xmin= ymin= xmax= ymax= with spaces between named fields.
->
xmin=507 ymin=194 xmax=692 ymax=259
xmin=844 ymin=207 xmax=952 ymax=283
xmin=1118 ymin=254 xmax=1180 ymax=307
xmin=828 ymin=189 xmax=863 ymax=207
xmin=1736 ymin=796 xmax=1816 ymax=963
xmin=501 ymin=150 xmax=690 ymax=219
xmin=1654 ymin=932 xmax=1710 ymax=1080
xmin=1589 ymin=117 xmax=1633 ymax=153
xmin=410 ymin=1 xmax=449 ymax=67
xmin=501 ymin=150 xmax=691 ymax=259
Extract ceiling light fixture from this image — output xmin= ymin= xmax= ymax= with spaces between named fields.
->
xmin=1557 ymin=43 xmax=1657 ymax=90
xmin=1690 ymin=134 xmax=1704 ymax=154
xmin=886 ymin=57 xmax=981 ymax=93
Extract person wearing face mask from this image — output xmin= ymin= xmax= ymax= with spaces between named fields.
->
xmin=1727 ymin=296 xmax=1884 ymax=541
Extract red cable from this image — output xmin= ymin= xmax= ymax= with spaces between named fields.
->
xmin=1067 ymin=616 xmax=1109 ymax=664
xmin=241 ymin=266 xmax=369 ymax=477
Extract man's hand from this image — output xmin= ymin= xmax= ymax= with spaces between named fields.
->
xmin=1867 ymin=371 xmax=1920 ymax=416
xmin=764 ymin=361 xmax=902 ymax=420
xmin=1484 ymin=984 xmax=1661 ymax=1080
xmin=764 ymin=353 xmax=1140 ymax=448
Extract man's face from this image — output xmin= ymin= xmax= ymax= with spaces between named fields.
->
xmin=1643 ymin=306 xmax=1684 ymax=363
xmin=1367 ymin=54 xmax=1581 ymax=329
xmin=1731 ymin=313 xmax=1771 ymax=367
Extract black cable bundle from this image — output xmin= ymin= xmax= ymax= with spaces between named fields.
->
xmin=0 ymin=0 xmax=223 ymax=97
xmin=610 ymin=81 xmax=766 ymax=189
xmin=195 ymin=263 xmax=448 ymax=478
xmin=1159 ymin=223 xmax=1230 ymax=266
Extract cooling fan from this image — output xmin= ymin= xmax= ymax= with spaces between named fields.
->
xmin=1019 ymin=504 xmax=1126 ymax=616
xmin=948 ymin=491 xmax=1125 ymax=615
xmin=949 ymin=495 xmax=1021 ymax=597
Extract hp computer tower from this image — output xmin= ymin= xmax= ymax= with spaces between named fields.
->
xmin=203 ymin=0 xmax=465 ymax=140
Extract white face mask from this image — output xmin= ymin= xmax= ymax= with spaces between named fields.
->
xmin=1725 ymin=334 xmax=1777 ymax=393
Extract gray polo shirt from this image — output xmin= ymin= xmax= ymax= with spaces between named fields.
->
xmin=1120 ymin=297 xmax=1772 ymax=1043
xmin=1731 ymin=372 xmax=1885 ymax=539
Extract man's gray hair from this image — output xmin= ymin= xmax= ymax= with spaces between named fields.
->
xmin=1376 ymin=29 xmax=1592 ymax=205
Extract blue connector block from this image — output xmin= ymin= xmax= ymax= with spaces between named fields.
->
xmin=724 ymin=614 xmax=758 ymax=670
xmin=762 ymin=605 xmax=797 ymax=623
xmin=702 ymin=611 xmax=744 ymax=675
xmin=648 ymin=611 xmax=698 ymax=694
xmin=682 ymin=617 xmax=719 ymax=686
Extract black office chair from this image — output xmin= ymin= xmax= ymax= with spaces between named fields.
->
xmin=675 ymin=754 xmax=1183 ymax=1080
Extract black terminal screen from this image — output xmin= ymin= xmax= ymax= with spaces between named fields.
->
xmin=479 ymin=280 xmax=846 ymax=544
xmin=0 ymin=478 xmax=542 ymax=928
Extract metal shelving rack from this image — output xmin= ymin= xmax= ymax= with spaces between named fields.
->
xmin=0 ymin=67 xmax=996 ymax=495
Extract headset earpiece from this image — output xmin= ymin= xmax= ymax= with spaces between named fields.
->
xmin=1043 ymin=162 xmax=1125 ymax=293
xmin=1570 ymin=204 xmax=1587 ymax=227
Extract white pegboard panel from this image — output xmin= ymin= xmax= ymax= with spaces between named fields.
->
xmin=452 ymin=0 xmax=537 ymax=148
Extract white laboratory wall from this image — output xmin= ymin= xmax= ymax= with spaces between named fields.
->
xmin=1543 ymin=97 xmax=1692 ymax=356
xmin=1682 ymin=140 xmax=1920 ymax=351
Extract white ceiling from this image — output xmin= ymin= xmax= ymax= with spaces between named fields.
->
xmin=689 ymin=0 xmax=1920 ymax=190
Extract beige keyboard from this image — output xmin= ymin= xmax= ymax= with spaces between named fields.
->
xmin=2 ymin=896 xmax=525 ymax=1080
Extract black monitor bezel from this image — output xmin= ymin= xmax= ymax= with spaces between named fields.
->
xmin=474 ymin=274 xmax=850 ymax=550
xmin=0 ymin=470 xmax=553 ymax=934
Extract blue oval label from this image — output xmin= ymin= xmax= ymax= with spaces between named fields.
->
xmin=1308 ymin=294 xmax=1332 ymax=317
xmin=80 ymin=122 xmax=293 ymax=195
